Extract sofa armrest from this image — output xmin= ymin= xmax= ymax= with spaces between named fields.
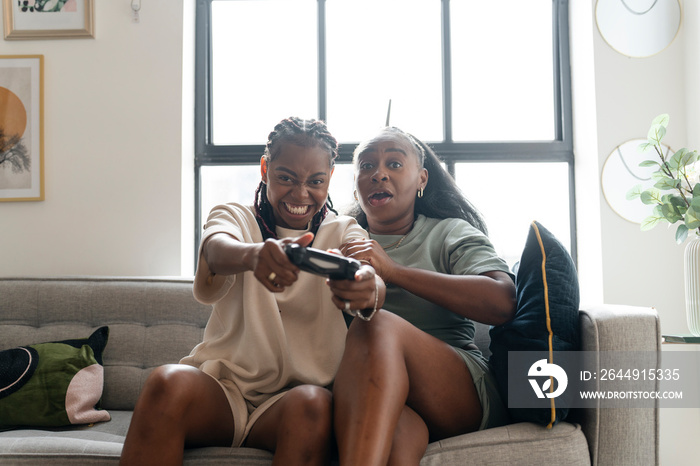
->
xmin=576 ymin=304 xmax=661 ymax=466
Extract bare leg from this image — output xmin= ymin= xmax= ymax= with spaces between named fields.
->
xmin=334 ymin=313 xmax=409 ymax=464
xmin=334 ymin=310 xmax=482 ymax=466
xmin=246 ymin=385 xmax=333 ymax=466
xmin=387 ymin=406 xmax=429 ymax=466
xmin=119 ymin=364 xmax=234 ymax=466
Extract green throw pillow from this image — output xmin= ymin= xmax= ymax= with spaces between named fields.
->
xmin=0 ymin=326 xmax=111 ymax=428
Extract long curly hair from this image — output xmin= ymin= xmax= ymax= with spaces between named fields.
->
xmin=347 ymin=127 xmax=488 ymax=235
xmin=254 ymin=117 xmax=339 ymax=241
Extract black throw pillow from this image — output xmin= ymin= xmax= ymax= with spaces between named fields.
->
xmin=489 ymin=221 xmax=580 ymax=427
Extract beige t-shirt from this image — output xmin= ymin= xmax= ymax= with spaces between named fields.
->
xmin=180 ymin=203 xmax=367 ymax=446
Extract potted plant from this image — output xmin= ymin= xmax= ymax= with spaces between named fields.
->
xmin=626 ymin=114 xmax=700 ymax=243
xmin=627 ymin=114 xmax=700 ymax=336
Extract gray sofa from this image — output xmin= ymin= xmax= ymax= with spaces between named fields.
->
xmin=0 ymin=277 xmax=660 ymax=465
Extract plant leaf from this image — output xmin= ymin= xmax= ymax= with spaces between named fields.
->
xmin=676 ymin=224 xmax=689 ymax=244
xmin=663 ymin=195 xmax=687 ymax=217
xmin=682 ymin=149 xmax=697 ymax=166
xmin=661 ymin=203 xmax=682 ymax=223
xmin=691 ymin=197 xmax=700 ymax=210
xmin=638 ymin=142 xmax=655 ymax=153
xmin=639 ymin=160 xmax=660 ymax=168
xmin=650 ymin=170 xmax=669 ymax=183
xmin=641 ymin=188 xmax=662 ymax=205
xmin=648 ymin=125 xmax=666 ymax=145
xmin=641 ymin=214 xmax=663 ymax=231
xmin=626 ymin=184 xmax=643 ymax=200
xmin=686 ymin=207 xmax=700 ymax=229
xmin=669 ymin=195 xmax=688 ymax=212
xmin=669 ymin=148 xmax=696 ymax=170
xmin=654 ymin=177 xmax=680 ymax=190
xmin=652 ymin=114 xmax=670 ymax=127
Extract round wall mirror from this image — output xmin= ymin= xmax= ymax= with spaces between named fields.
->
xmin=601 ymin=139 xmax=672 ymax=224
xmin=596 ymin=0 xmax=682 ymax=58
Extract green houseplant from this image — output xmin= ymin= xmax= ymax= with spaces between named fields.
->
xmin=628 ymin=114 xmax=700 ymax=336
xmin=626 ymin=114 xmax=700 ymax=244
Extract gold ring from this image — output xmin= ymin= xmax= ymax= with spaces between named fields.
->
xmin=268 ymin=272 xmax=277 ymax=282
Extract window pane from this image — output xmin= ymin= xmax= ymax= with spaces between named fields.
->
xmin=455 ymin=162 xmax=570 ymax=269
xmin=326 ymin=0 xmax=443 ymax=142
xmin=211 ymin=0 xmax=318 ymax=145
xmin=201 ymin=165 xmax=261 ymax=226
xmin=327 ymin=163 xmax=356 ymax=214
xmin=450 ymin=0 xmax=554 ymax=142
xmin=201 ymin=163 xmax=357 ymax=227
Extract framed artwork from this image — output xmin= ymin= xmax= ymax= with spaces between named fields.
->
xmin=2 ymin=0 xmax=94 ymax=40
xmin=0 ymin=55 xmax=43 ymax=202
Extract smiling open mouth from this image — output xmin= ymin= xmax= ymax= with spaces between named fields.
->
xmin=284 ymin=203 xmax=311 ymax=216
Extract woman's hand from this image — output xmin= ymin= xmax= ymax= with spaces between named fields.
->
xmin=340 ymin=239 xmax=399 ymax=284
xmin=327 ymin=261 xmax=385 ymax=319
xmin=252 ymin=232 xmax=315 ymax=293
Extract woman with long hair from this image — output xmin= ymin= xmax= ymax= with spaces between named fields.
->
xmin=336 ymin=127 xmax=516 ymax=465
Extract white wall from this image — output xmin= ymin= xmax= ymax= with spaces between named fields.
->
xmin=0 ymin=1 xmax=185 ymax=277
xmin=584 ymin=1 xmax=699 ymax=464
xmin=571 ymin=0 xmax=604 ymax=307
xmin=593 ymin=2 xmax=688 ymax=335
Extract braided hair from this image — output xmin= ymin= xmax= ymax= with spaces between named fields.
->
xmin=347 ymin=127 xmax=488 ymax=235
xmin=255 ymin=117 xmax=339 ymax=242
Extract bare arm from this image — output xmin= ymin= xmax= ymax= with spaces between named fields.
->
xmin=203 ymin=232 xmax=385 ymax=311
xmin=203 ymin=233 xmax=261 ymax=276
xmin=342 ymin=239 xmax=516 ymax=326
xmin=385 ymin=266 xmax=514 ymax=325
xmin=202 ymin=232 xmax=313 ymax=292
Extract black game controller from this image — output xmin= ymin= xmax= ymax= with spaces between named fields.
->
xmin=285 ymin=243 xmax=361 ymax=280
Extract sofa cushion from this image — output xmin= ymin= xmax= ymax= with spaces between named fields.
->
xmin=488 ymin=221 xmax=580 ymax=427
xmin=0 ymin=327 xmax=110 ymax=428
xmin=0 ymin=411 xmax=588 ymax=466
xmin=421 ymin=421 xmax=590 ymax=466
xmin=0 ymin=278 xmax=211 ymax=411
xmin=0 ymin=410 xmax=275 ymax=465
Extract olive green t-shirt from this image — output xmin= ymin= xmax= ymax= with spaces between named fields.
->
xmin=371 ymin=215 xmax=513 ymax=350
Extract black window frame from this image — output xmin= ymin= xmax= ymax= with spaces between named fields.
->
xmin=194 ymin=0 xmax=575 ymax=266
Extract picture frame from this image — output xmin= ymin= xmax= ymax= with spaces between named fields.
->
xmin=0 ymin=55 xmax=44 ymax=202
xmin=3 ymin=0 xmax=94 ymax=40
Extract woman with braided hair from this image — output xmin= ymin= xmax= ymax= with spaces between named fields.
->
xmin=120 ymin=117 xmax=384 ymax=466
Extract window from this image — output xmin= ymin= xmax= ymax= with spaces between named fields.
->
xmin=195 ymin=0 xmax=574 ymax=269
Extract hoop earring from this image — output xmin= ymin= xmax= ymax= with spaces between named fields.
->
xmin=417 ymin=187 xmax=424 ymax=198
xmin=354 ymin=190 xmax=358 ymax=201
